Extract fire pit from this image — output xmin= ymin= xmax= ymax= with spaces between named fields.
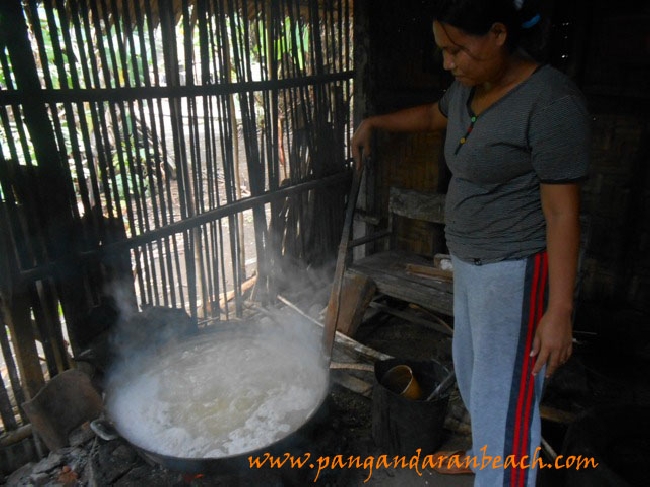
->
xmin=4 ymin=310 xmax=470 ymax=486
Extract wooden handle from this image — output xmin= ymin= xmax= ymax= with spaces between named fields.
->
xmin=322 ymin=166 xmax=364 ymax=363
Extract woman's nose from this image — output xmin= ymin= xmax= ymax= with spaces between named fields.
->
xmin=442 ymin=52 xmax=456 ymax=71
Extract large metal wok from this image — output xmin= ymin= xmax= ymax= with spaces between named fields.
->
xmin=102 ymin=319 xmax=330 ymax=474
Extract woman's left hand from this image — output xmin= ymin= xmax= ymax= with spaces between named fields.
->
xmin=530 ymin=308 xmax=573 ymax=378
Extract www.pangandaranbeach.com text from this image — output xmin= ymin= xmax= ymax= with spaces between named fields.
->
xmin=248 ymin=446 xmax=598 ymax=483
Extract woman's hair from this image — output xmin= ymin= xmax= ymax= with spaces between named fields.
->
xmin=432 ymin=0 xmax=543 ymax=53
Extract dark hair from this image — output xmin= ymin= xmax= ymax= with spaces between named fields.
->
xmin=432 ymin=0 xmax=542 ymax=52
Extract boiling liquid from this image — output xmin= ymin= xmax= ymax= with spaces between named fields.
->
xmin=106 ymin=329 xmax=328 ymax=458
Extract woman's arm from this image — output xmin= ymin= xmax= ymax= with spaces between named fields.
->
xmin=531 ymin=182 xmax=581 ymax=377
xmin=351 ymin=102 xmax=448 ymax=169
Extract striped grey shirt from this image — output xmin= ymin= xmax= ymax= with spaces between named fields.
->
xmin=438 ymin=64 xmax=591 ymax=263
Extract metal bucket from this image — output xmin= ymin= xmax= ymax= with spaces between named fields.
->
xmin=372 ymin=358 xmax=451 ymax=456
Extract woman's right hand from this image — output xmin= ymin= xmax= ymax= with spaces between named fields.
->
xmin=351 ymin=118 xmax=374 ymax=171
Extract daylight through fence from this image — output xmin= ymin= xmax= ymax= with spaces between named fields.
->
xmin=0 ymin=0 xmax=353 ymax=436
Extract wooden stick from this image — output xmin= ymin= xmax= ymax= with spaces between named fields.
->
xmin=330 ymin=362 xmax=374 ymax=372
xmin=219 ymin=273 xmax=257 ymax=310
xmin=323 ymin=166 xmax=363 ymax=361
xmin=0 ymin=424 xmax=32 ymax=448
xmin=541 ymin=436 xmax=558 ymax=461
xmin=277 ymin=294 xmax=392 ymax=363
xmin=408 ymin=303 xmax=454 ymax=334
xmin=370 ymin=301 xmax=453 ymax=336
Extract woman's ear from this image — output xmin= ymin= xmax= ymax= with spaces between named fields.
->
xmin=490 ymin=22 xmax=508 ymax=47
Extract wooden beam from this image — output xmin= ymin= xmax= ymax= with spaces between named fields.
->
xmin=0 ymin=73 xmax=355 ymax=106
xmin=16 ymin=171 xmax=351 ymax=286
xmin=0 ymin=424 xmax=32 ymax=448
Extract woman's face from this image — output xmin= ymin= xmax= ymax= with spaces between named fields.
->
xmin=432 ymin=20 xmax=508 ymax=87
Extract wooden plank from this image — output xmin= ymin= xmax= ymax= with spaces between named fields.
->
xmin=351 ymin=251 xmax=450 ymax=290
xmin=374 ymin=279 xmax=452 ymax=317
xmin=406 ymin=263 xmax=453 ymax=283
xmin=389 ymin=187 xmax=446 ymax=224
xmin=349 ymin=250 xmax=453 ymax=316
xmin=335 ymin=272 xmax=377 ymax=337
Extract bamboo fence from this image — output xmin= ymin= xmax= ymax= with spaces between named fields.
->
xmin=0 ymin=0 xmax=354 ymax=441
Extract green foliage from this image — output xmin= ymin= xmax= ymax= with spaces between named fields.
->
xmin=2 ymin=5 xmax=317 ymax=212
xmin=278 ymin=16 xmax=309 ymax=71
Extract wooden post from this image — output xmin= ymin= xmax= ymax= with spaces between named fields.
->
xmin=0 ymin=0 xmax=90 ymax=353
xmin=0 ymin=296 xmax=45 ymax=400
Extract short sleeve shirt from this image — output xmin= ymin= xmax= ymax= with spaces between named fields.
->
xmin=437 ymin=64 xmax=591 ymax=263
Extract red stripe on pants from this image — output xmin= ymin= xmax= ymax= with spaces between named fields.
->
xmin=510 ymin=252 xmax=547 ymax=487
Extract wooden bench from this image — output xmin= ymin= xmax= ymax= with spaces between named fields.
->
xmin=335 ymin=186 xmax=453 ymax=337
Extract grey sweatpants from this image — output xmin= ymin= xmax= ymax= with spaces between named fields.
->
xmin=451 ymin=252 xmax=547 ymax=487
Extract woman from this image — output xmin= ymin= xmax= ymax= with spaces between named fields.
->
xmin=352 ymin=1 xmax=590 ymax=485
